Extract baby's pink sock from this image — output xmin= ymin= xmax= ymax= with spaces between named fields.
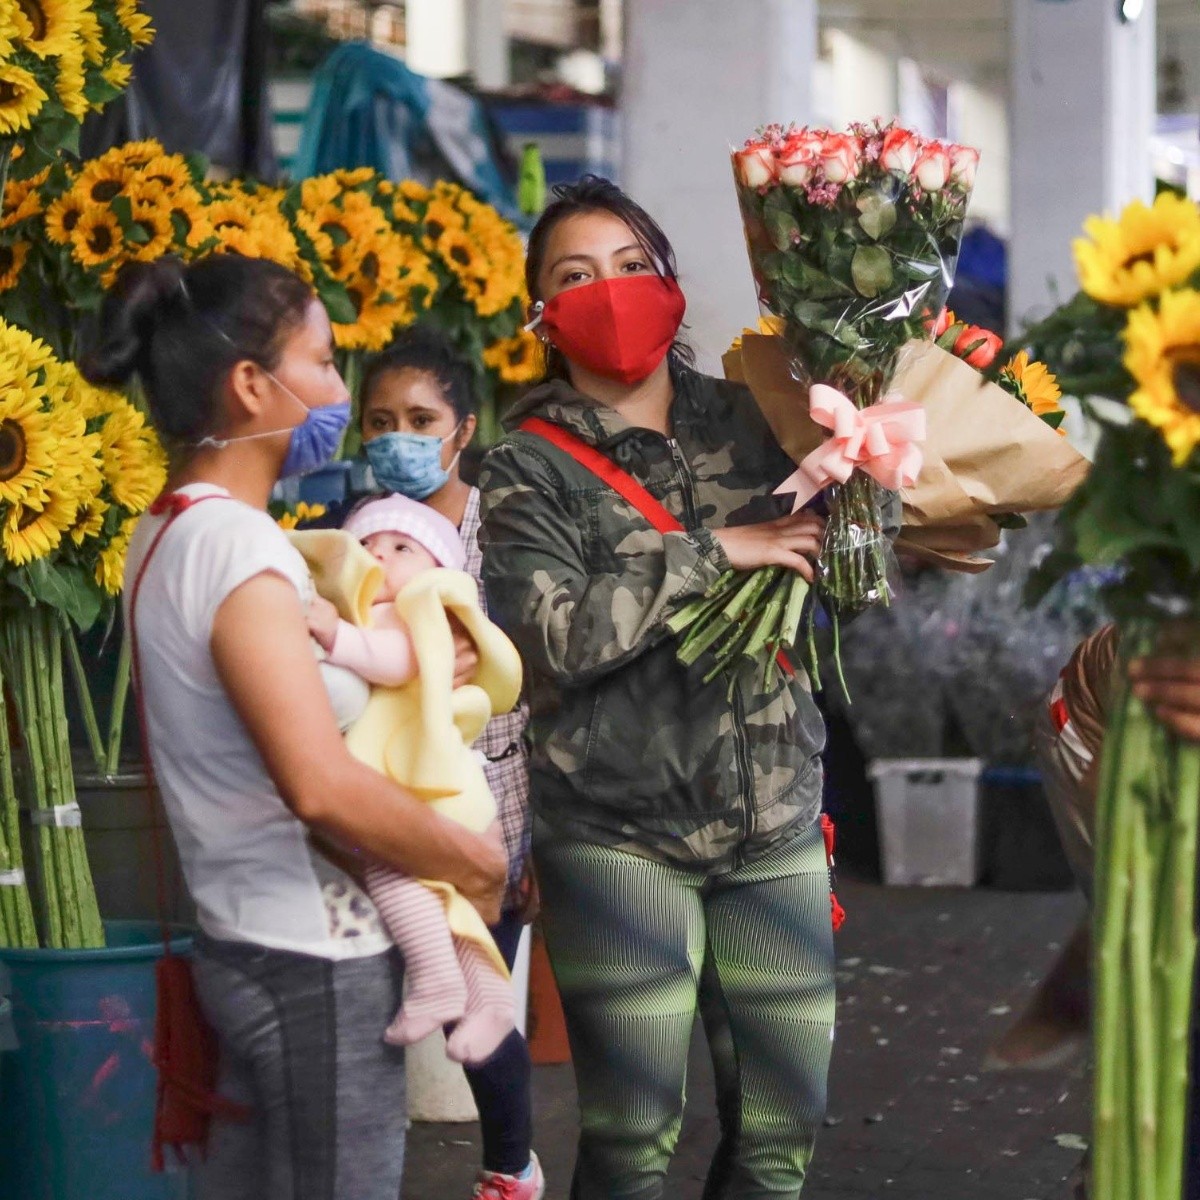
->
xmin=445 ymin=939 xmax=515 ymax=1066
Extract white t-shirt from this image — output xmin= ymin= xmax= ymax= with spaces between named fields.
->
xmin=123 ymin=483 xmax=389 ymax=960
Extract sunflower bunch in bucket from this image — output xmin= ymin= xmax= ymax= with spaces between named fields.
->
xmin=0 ymin=316 xmax=165 ymax=948
xmin=1028 ymin=192 xmax=1200 ymax=1200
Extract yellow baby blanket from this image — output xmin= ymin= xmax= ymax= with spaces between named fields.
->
xmin=288 ymin=530 xmax=523 ymax=976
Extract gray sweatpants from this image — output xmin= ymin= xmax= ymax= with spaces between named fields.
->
xmin=190 ymin=934 xmax=407 ymax=1200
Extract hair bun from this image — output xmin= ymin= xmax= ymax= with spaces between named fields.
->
xmin=78 ymin=257 xmax=188 ymax=388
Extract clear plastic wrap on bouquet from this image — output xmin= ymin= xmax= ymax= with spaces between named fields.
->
xmin=732 ymin=121 xmax=978 ymax=615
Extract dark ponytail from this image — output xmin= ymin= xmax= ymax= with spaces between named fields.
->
xmin=79 ymin=254 xmax=314 ymax=447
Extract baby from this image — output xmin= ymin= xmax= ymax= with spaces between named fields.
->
xmin=301 ymin=494 xmax=518 ymax=1066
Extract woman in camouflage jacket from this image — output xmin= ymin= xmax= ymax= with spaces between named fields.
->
xmin=479 ymin=177 xmax=836 ymax=1200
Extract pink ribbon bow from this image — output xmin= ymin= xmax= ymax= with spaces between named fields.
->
xmin=773 ymin=383 xmax=926 ymax=512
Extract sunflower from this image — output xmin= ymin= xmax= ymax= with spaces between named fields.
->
xmin=276 ymin=501 xmax=327 ymax=530
xmin=423 ymin=197 xmax=466 ymax=246
xmin=70 ymin=207 xmax=121 ymax=267
xmin=75 ymin=155 xmax=130 ymax=204
xmin=109 ymin=139 xmax=163 ymax=168
xmin=399 ymin=180 xmax=430 ymax=205
xmin=73 ymin=4 xmax=102 ymax=59
xmin=44 ymin=191 xmax=85 ymax=244
xmin=483 ymin=331 xmax=544 ymax=384
xmin=94 ymin=514 xmax=137 ymax=594
xmin=999 ymin=351 xmax=1066 ymax=430
xmin=116 ymin=0 xmax=154 ymax=47
xmin=68 ymin=493 xmax=108 ymax=545
xmin=331 ymin=167 xmax=376 ymax=190
xmin=1124 ymin=288 xmax=1200 ymax=463
xmin=126 ymin=201 xmax=173 ymax=262
xmin=299 ymin=174 xmax=342 ymax=211
xmin=55 ymin=43 xmax=88 ymax=119
xmin=136 ymin=153 xmax=192 ymax=193
xmin=2 ymin=483 xmax=77 ymax=565
xmin=0 ymin=382 xmax=55 ymax=505
xmin=1075 ymin=194 xmax=1200 ymax=308
xmin=12 ymin=0 xmax=84 ymax=59
xmin=0 ymin=63 xmax=48 ymax=135
xmin=101 ymin=59 xmax=132 ymax=91
xmin=0 ymin=240 xmax=28 ymax=293
xmin=96 ymin=399 xmax=166 ymax=512
xmin=2 ymin=167 xmax=49 ymax=229
xmin=207 ymin=195 xmax=255 ymax=236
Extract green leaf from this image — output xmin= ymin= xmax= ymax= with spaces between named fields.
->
xmin=850 ymin=245 xmax=893 ymax=298
xmin=765 ymin=207 xmax=801 ymax=252
xmin=14 ymin=561 xmax=103 ymax=632
xmin=317 ymin=281 xmax=358 ymax=325
xmin=856 ymin=191 xmax=897 ymax=240
xmin=110 ymin=194 xmax=134 ymax=229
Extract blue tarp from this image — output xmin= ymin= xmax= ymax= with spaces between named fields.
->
xmin=293 ymin=41 xmax=518 ymax=220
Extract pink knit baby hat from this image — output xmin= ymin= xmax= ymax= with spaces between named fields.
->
xmin=342 ymin=494 xmax=465 ymax=571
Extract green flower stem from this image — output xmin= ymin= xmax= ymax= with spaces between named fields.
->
xmin=1156 ymin=741 xmax=1200 ymax=1199
xmin=1127 ymin=804 xmax=1158 ymax=1199
xmin=780 ymin=575 xmax=810 ymax=650
xmin=64 ymin=621 xmax=105 ymax=775
xmin=0 ymin=654 xmax=36 ymax=948
xmin=105 ymin=632 xmax=132 ymax=776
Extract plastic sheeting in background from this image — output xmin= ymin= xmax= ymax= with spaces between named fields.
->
xmin=292 ymin=42 xmax=518 ymax=220
xmin=80 ymin=0 xmax=276 ymax=179
xmin=827 ymin=516 xmax=1110 ymax=766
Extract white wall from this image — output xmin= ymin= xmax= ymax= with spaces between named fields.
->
xmin=952 ymin=82 xmax=1008 ymax=234
xmin=622 ymin=0 xmax=817 ymax=372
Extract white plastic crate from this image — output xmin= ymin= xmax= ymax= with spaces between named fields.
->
xmin=867 ymin=758 xmax=983 ymax=887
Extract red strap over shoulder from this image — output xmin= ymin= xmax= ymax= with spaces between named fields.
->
xmin=519 ymin=416 xmax=684 ymax=536
xmin=519 ymin=417 xmax=797 ymax=681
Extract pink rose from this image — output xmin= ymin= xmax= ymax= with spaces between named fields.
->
xmin=914 ymin=141 xmax=951 ymax=192
xmin=820 ymin=133 xmax=861 ymax=184
xmin=880 ymin=127 xmax=922 ymax=174
xmin=948 ymin=144 xmax=980 ymax=190
xmin=775 ymin=131 xmax=824 ymax=187
xmin=734 ymin=141 xmax=777 ymax=189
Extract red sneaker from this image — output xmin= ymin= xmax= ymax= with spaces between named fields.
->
xmin=472 ymin=1152 xmax=545 ymax=1200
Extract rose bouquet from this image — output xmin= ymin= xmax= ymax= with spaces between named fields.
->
xmin=1025 ymin=192 xmax=1200 ymax=1200
xmin=670 ymin=121 xmax=978 ymax=689
xmin=735 ymin=121 xmax=976 ymax=606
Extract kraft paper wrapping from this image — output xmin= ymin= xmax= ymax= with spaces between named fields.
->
xmin=723 ymin=334 xmax=1091 ymax=572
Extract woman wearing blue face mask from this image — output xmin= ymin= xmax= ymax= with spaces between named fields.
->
xmin=353 ymin=325 xmax=544 ymax=1200
xmin=79 ymin=255 xmax=506 ymax=1200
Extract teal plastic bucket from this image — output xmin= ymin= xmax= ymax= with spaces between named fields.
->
xmin=0 ymin=920 xmax=193 ymax=1200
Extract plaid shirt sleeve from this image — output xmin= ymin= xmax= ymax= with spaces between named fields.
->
xmin=463 ymin=488 xmax=533 ymax=908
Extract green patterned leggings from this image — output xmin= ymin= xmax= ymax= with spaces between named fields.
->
xmin=535 ymin=817 xmax=836 ymax=1200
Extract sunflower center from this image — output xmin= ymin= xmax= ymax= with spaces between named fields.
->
xmin=91 ymin=180 xmax=122 ymax=203
xmin=87 ymin=223 xmax=115 ymax=255
xmin=427 ymin=220 xmax=445 ymax=242
xmin=1171 ymin=350 xmax=1200 ymax=413
xmin=0 ymin=419 xmax=27 ymax=481
xmin=450 ymin=245 xmax=472 ymax=267
xmin=16 ymin=1 xmax=46 ymax=40
xmin=0 ymin=245 xmax=14 ymax=274
xmin=0 ymin=82 xmax=18 ymax=105
xmin=62 ymin=207 xmax=80 ymax=232
xmin=361 ymin=251 xmax=379 ymax=280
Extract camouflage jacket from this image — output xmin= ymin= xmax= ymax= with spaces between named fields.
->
xmin=477 ymin=366 xmax=826 ymax=873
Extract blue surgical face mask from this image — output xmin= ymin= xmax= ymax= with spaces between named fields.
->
xmin=197 ymin=375 xmax=351 ymax=480
xmin=364 ymin=425 xmax=462 ymax=501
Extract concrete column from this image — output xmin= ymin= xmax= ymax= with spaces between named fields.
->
xmin=406 ymin=0 xmax=468 ymax=80
xmin=1009 ymin=0 xmax=1156 ymax=331
xmin=622 ymin=0 xmax=817 ymax=372
xmin=467 ymin=0 xmax=509 ymax=90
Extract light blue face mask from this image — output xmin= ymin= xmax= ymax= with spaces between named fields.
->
xmin=364 ymin=425 xmax=462 ymax=501
xmin=197 ymin=376 xmax=351 ymax=480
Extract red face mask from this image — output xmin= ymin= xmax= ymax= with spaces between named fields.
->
xmin=533 ymin=275 xmax=687 ymax=385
